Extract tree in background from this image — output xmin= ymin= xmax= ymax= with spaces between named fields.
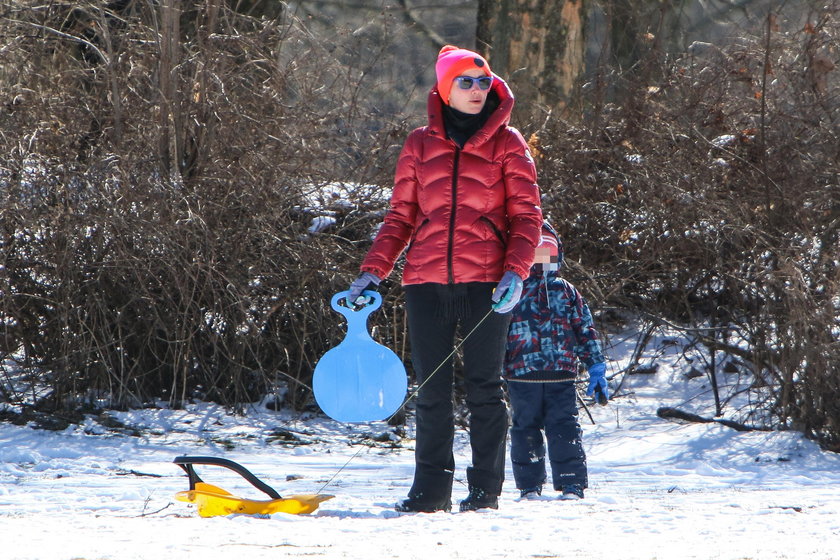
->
xmin=476 ymin=0 xmax=587 ymax=124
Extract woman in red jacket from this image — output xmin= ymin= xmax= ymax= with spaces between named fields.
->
xmin=348 ymin=45 xmax=542 ymax=512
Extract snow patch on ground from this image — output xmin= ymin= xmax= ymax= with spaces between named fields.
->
xmin=2 ymin=328 xmax=839 ymax=559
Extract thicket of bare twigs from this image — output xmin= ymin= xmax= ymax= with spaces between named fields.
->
xmin=0 ymin=4 xmax=837 ymax=450
xmin=535 ymin=12 xmax=839 ymax=450
xmin=0 ymin=2 xmax=412 ymax=415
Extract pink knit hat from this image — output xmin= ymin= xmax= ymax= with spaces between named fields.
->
xmin=435 ymin=45 xmax=492 ymax=105
xmin=537 ymin=232 xmax=559 ymax=258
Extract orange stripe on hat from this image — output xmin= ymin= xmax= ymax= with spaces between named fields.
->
xmin=435 ymin=45 xmax=491 ymax=106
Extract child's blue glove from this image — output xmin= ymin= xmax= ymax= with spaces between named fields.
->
xmin=348 ymin=272 xmax=381 ymax=306
xmin=587 ymin=362 xmax=609 ymax=405
xmin=491 ymin=271 xmax=524 ymax=313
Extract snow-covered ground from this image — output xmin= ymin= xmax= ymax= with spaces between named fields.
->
xmin=2 ymin=326 xmax=839 ymax=560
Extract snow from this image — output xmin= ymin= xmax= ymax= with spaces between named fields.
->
xmin=2 ymin=327 xmax=840 ymax=560
xmin=309 ymin=215 xmax=337 ymax=233
xmin=712 ymin=134 xmax=738 ymax=148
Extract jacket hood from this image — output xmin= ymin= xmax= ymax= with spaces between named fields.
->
xmin=427 ymin=73 xmax=515 ymax=148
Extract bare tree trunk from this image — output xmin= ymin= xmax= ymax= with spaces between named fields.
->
xmin=93 ymin=5 xmax=123 ymax=147
xmin=476 ymin=0 xmax=587 ymax=124
xmin=159 ymin=0 xmax=183 ymax=182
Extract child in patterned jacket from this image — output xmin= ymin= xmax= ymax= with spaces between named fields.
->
xmin=503 ymin=221 xmax=608 ymax=500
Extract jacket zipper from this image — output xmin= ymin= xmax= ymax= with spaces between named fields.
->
xmin=447 ymin=148 xmax=461 ymax=284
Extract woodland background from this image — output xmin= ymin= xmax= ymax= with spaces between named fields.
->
xmin=0 ymin=1 xmax=837 ymax=451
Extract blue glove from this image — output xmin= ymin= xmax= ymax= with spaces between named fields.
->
xmin=348 ymin=272 xmax=381 ymax=306
xmin=491 ymin=271 xmax=524 ymax=314
xmin=587 ymin=362 xmax=609 ymax=405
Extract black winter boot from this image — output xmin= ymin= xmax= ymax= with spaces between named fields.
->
xmin=395 ymin=495 xmax=451 ymax=513
xmin=559 ymin=484 xmax=584 ymax=500
xmin=459 ymin=487 xmax=499 ymax=511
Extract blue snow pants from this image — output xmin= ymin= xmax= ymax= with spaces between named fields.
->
xmin=507 ymin=381 xmax=588 ymax=491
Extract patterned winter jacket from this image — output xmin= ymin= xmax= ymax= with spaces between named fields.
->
xmin=504 ymin=271 xmax=605 ymax=382
xmin=360 ymin=76 xmax=542 ymax=285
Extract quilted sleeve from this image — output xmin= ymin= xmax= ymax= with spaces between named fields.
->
xmin=360 ymin=130 xmax=422 ymax=279
xmin=565 ymin=283 xmax=606 ymax=369
xmin=501 ymin=128 xmax=542 ymax=279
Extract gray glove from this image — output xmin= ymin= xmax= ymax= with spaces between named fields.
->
xmin=348 ymin=271 xmax=381 ymax=305
xmin=491 ymin=271 xmax=524 ymax=313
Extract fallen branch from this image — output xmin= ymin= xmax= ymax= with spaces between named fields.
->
xmin=576 ymin=387 xmax=596 ymax=425
xmin=656 ymin=407 xmax=772 ymax=432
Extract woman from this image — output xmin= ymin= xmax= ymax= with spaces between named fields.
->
xmin=348 ymin=45 xmax=542 ymax=512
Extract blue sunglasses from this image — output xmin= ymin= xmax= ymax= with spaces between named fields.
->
xmin=454 ymin=75 xmax=494 ymax=90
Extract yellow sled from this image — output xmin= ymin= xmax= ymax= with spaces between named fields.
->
xmin=173 ymin=456 xmax=334 ymax=518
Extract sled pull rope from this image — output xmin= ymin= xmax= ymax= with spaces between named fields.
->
xmin=315 ymin=307 xmax=495 ymax=494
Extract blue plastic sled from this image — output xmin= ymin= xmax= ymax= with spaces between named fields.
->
xmin=312 ymin=290 xmax=408 ymax=423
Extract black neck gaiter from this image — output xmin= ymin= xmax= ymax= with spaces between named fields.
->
xmin=443 ymin=104 xmax=490 ymax=148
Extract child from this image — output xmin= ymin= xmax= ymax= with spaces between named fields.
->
xmin=503 ymin=222 xmax=608 ymax=500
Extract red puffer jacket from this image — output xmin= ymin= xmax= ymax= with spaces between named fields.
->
xmin=361 ymin=76 xmax=542 ymax=285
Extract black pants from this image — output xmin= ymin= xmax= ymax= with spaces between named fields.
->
xmin=508 ymin=381 xmax=588 ymax=491
xmin=403 ymin=282 xmax=511 ymax=502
